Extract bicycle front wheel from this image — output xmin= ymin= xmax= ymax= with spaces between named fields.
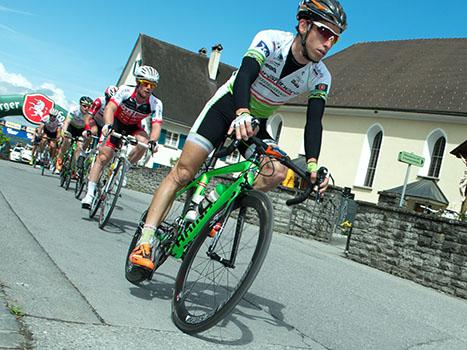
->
xmin=172 ymin=190 xmax=273 ymax=334
xmin=98 ymin=160 xmax=124 ymax=229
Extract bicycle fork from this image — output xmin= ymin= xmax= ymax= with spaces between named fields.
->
xmin=206 ymin=205 xmax=245 ymax=269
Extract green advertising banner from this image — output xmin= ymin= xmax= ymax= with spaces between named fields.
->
xmin=0 ymin=94 xmax=68 ymax=124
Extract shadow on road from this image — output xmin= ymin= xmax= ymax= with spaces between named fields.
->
xmin=128 ymin=272 xmax=293 ymax=346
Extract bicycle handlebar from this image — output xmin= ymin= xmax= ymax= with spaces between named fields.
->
xmin=213 ymin=123 xmax=328 ymax=206
xmin=111 ymin=132 xmax=149 ymax=149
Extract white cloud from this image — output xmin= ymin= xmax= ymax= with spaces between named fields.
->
xmin=0 ymin=5 xmax=34 ymax=16
xmin=0 ymin=62 xmax=33 ymax=89
xmin=0 ymin=62 xmax=72 ymax=109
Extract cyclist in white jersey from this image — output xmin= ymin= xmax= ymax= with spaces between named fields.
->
xmin=56 ymin=96 xmax=93 ymax=172
xmin=38 ymin=108 xmax=62 ymax=162
xmin=128 ymin=0 xmax=347 ymax=273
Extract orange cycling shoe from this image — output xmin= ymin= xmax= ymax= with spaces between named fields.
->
xmin=129 ymin=243 xmax=155 ymax=271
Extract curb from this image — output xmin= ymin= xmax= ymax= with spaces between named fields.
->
xmin=0 ymin=286 xmax=31 ymax=349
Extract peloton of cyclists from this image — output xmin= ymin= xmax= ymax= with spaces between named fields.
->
xmin=128 ymin=0 xmax=347 ymax=274
xmin=81 ymin=65 xmax=163 ymax=209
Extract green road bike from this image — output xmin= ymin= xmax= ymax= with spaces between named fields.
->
xmin=59 ymin=135 xmax=79 ymax=190
xmin=125 ymin=134 xmax=326 ymax=334
xmin=36 ymin=138 xmax=51 ymax=176
xmin=75 ymin=135 xmax=100 ymax=199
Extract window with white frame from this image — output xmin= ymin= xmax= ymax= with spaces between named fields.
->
xmin=420 ymin=129 xmax=447 ymax=179
xmin=364 ymin=130 xmax=383 ymax=187
xmin=165 ymin=131 xmax=179 ymax=148
xmin=354 ymin=124 xmax=384 ymax=188
xmin=428 ymin=136 xmax=446 ymax=178
xmin=266 ymin=114 xmax=284 ymax=142
xmin=225 ymin=149 xmax=240 ymax=164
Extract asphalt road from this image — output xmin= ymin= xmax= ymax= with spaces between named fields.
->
xmin=0 ymin=160 xmax=466 ymax=350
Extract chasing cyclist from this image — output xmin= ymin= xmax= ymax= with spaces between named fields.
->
xmin=80 ymin=65 xmax=163 ymax=209
xmin=37 ymin=108 xmax=62 ymax=165
xmin=128 ymin=0 xmax=347 ymax=273
xmin=56 ymin=96 xmax=93 ymax=172
xmin=85 ymin=86 xmax=119 ymax=139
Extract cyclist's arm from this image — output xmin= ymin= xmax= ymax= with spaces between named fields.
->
xmin=149 ymin=122 xmax=161 ymax=142
xmin=83 ymin=113 xmax=93 ymax=131
xmin=103 ymin=101 xmax=117 ymax=126
xmin=37 ymin=124 xmax=44 ymax=135
xmin=61 ymin=115 xmax=71 ymax=135
xmin=304 ymin=98 xmax=325 ymax=164
xmin=232 ymin=56 xmax=261 ymax=115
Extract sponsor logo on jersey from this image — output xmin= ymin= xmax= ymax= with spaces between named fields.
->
xmin=291 ymin=79 xmax=300 ymax=89
xmin=255 ymin=41 xmax=270 ymax=57
xmin=22 ymin=94 xmax=54 ymax=124
xmin=264 ymin=63 xmax=277 ymax=73
xmin=315 ymin=83 xmax=329 ymax=92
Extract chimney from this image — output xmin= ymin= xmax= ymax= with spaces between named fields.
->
xmin=208 ymin=44 xmax=223 ymax=80
xmin=198 ymin=47 xmax=207 ymax=56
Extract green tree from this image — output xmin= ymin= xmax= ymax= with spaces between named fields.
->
xmin=0 ymin=128 xmax=9 ymax=146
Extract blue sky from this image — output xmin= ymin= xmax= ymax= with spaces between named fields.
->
xmin=1 ymin=0 xmax=466 ymax=110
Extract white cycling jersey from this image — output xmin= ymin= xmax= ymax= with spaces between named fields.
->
xmin=41 ymin=116 xmax=62 ymax=133
xmin=222 ymin=29 xmax=332 ymax=118
xmin=66 ymin=105 xmax=87 ymax=128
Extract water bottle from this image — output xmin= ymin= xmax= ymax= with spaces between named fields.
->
xmin=184 ymin=193 xmax=205 ymax=222
xmin=199 ymin=183 xmax=227 ymax=214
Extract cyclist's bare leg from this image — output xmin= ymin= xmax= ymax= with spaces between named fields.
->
xmin=127 ymin=130 xmax=149 ymax=164
xmin=88 ymin=146 xmax=114 ymax=183
xmin=145 ymin=141 xmax=209 ymax=228
xmin=49 ymin=140 xmax=57 ymax=159
xmin=253 ymin=156 xmax=287 ymax=192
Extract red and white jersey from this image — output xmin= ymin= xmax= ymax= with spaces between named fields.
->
xmin=110 ymin=85 xmax=163 ymax=126
xmin=88 ymin=96 xmax=106 ymax=127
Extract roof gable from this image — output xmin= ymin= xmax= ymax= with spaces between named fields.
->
xmin=324 ymin=38 xmax=467 ymax=115
xmin=140 ymin=34 xmax=236 ymax=127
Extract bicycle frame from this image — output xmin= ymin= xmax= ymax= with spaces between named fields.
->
xmin=170 ymin=159 xmax=258 ymax=259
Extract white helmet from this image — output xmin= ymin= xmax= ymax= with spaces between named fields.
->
xmin=105 ymin=85 xmax=118 ymax=99
xmin=49 ymin=108 xmax=59 ymax=118
xmin=134 ymin=65 xmax=159 ymax=84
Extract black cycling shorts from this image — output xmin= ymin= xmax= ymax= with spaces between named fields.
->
xmin=187 ymin=92 xmax=273 ymax=154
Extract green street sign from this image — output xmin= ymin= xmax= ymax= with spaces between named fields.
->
xmin=398 ymin=151 xmax=425 ymax=167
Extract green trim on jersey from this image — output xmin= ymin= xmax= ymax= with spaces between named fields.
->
xmin=309 ymin=90 xmax=328 ymax=101
xmin=245 ymin=49 xmax=266 ymax=66
xmin=249 ymin=95 xmax=279 ymax=118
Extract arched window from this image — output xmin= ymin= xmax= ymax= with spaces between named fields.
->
xmin=266 ymin=114 xmax=284 ymax=142
xmin=355 ymin=124 xmax=384 ymax=188
xmin=364 ymin=131 xmax=383 ymax=187
xmin=420 ymin=129 xmax=447 ymax=178
xmin=428 ymin=136 xmax=446 ymax=178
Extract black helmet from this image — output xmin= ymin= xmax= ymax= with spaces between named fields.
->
xmin=79 ymin=96 xmax=93 ymax=106
xmin=297 ymin=0 xmax=347 ymax=32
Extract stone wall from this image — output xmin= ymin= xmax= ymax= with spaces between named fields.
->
xmin=347 ymin=201 xmax=467 ymax=299
xmin=126 ymin=166 xmax=344 ymax=241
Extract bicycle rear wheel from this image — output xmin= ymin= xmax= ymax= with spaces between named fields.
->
xmin=98 ymin=160 xmax=124 ymax=229
xmin=171 ymin=190 xmax=273 ymax=334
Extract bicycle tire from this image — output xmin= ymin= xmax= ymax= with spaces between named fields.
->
xmin=98 ymin=161 xmax=124 ymax=229
xmin=125 ymin=210 xmax=148 ymax=284
xmin=74 ymin=166 xmax=85 ymax=199
xmin=171 ymin=190 xmax=273 ymax=334
xmin=89 ymin=179 xmax=103 ymax=218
